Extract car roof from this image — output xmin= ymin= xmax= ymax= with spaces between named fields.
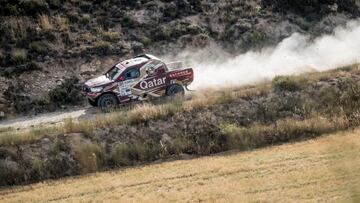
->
xmin=135 ymin=54 xmax=161 ymax=60
xmin=116 ymin=54 xmax=161 ymax=69
xmin=117 ymin=57 xmax=149 ymax=68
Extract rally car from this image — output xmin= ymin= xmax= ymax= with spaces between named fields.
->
xmin=83 ymin=54 xmax=194 ymax=108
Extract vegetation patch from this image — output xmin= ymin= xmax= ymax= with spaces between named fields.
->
xmin=48 ymin=77 xmax=84 ymax=106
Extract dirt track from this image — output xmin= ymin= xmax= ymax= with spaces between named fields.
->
xmin=0 ymin=92 xmax=194 ymax=131
xmin=0 ymin=107 xmax=100 ymax=130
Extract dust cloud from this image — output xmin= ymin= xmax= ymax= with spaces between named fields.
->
xmin=168 ymin=20 xmax=360 ymax=89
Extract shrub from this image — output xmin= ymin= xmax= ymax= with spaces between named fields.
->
xmin=79 ymin=15 xmax=91 ymax=25
xmin=141 ymin=36 xmax=152 ymax=46
xmin=220 ymin=123 xmax=266 ymax=150
xmin=272 ymin=76 xmax=304 ymax=92
xmin=29 ymin=41 xmax=48 ymax=55
xmin=48 ymin=77 xmax=84 ymax=105
xmin=63 ymin=118 xmax=94 ymax=137
xmin=57 ymin=16 xmax=69 ymax=31
xmin=338 ymin=78 xmax=360 ymax=114
xmin=0 ymin=160 xmax=25 ymax=185
xmin=121 ymin=15 xmax=136 ymax=28
xmin=110 ymin=140 xmax=161 ymax=166
xmin=47 ymin=0 xmax=62 ymax=9
xmin=21 ymin=0 xmax=50 ymax=16
xmin=0 ymin=4 xmax=20 ymax=16
xmin=132 ymin=140 xmax=161 ymax=162
xmin=79 ymin=1 xmax=93 ymax=12
xmin=102 ymin=31 xmax=121 ymax=42
xmin=75 ymin=143 xmax=105 ymax=173
xmin=7 ymin=17 xmax=28 ymax=42
xmin=87 ymin=41 xmax=111 ymax=56
xmin=29 ymin=158 xmax=45 ymax=180
xmin=110 ymin=143 xmax=133 ymax=166
xmin=221 ymin=116 xmax=349 ymax=150
xmin=11 ymin=49 xmax=27 ymax=65
xmin=67 ymin=12 xmax=79 ymax=23
xmin=38 ymin=14 xmax=53 ymax=31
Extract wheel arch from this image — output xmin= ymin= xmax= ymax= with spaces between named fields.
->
xmin=97 ymin=91 xmax=120 ymax=104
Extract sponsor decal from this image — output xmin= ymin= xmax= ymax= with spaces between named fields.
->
xmin=140 ymin=77 xmax=166 ymax=89
xmin=169 ymin=70 xmax=191 ymax=78
xmin=117 ymin=79 xmax=136 ymax=96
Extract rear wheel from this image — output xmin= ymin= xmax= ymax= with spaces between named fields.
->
xmin=166 ymin=84 xmax=185 ymax=97
xmin=97 ymin=94 xmax=118 ymax=110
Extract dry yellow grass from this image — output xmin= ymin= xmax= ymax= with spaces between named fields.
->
xmin=38 ymin=15 xmax=53 ymax=31
xmin=1 ymin=129 xmax=359 ymax=203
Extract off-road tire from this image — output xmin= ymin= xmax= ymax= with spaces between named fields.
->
xmin=166 ymin=84 xmax=185 ymax=97
xmin=97 ymin=94 xmax=118 ymax=110
xmin=88 ymin=99 xmax=98 ymax=107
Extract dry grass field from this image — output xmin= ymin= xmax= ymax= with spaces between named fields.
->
xmin=1 ymin=129 xmax=359 ymax=203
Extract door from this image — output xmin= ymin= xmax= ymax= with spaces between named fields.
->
xmin=117 ymin=68 xmax=140 ymax=98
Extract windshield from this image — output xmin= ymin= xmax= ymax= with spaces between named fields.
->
xmin=106 ymin=64 xmax=125 ymax=80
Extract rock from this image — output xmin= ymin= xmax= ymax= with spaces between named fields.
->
xmin=0 ymin=97 xmax=6 ymax=103
xmin=80 ymin=64 xmax=96 ymax=74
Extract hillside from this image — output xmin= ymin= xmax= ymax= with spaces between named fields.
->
xmin=1 ymin=65 xmax=360 ymax=187
xmin=1 ymin=0 xmax=360 ymax=117
xmin=1 ymin=128 xmax=359 ymax=202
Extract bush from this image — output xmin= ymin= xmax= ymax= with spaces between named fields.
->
xmin=272 ymin=76 xmax=304 ymax=92
xmin=261 ymin=0 xmax=333 ymax=14
xmin=110 ymin=140 xmax=161 ymax=166
xmin=221 ymin=116 xmax=349 ymax=150
xmin=21 ymin=0 xmax=50 ymax=16
xmin=140 ymin=36 xmax=152 ymax=46
xmin=102 ymin=31 xmax=121 ymax=42
xmin=86 ymin=41 xmax=111 ymax=56
xmin=48 ymin=77 xmax=84 ymax=105
xmin=79 ymin=1 xmax=93 ymax=12
xmin=47 ymin=0 xmax=61 ymax=9
xmin=11 ymin=50 xmax=27 ymax=65
xmin=38 ymin=14 xmax=53 ymax=31
xmin=29 ymin=41 xmax=48 ymax=55
xmin=0 ymin=160 xmax=25 ymax=185
xmin=338 ymin=78 xmax=360 ymax=114
xmin=75 ymin=143 xmax=105 ymax=173
xmin=121 ymin=15 xmax=137 ymax=28
xmin=110 ymin=143 xmax=133 ymax=166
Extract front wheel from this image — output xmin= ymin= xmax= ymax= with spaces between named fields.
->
xmin=97 ymin=94 xmax=118 ymax=110
xmin=166 ymin=84 xmax=185 ymax=97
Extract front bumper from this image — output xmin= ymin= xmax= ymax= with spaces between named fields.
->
xmin=83 ymin=85 xmax=101 ymax=101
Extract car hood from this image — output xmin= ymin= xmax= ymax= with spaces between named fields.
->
xmin=85 ymin=75 xmax=112 ymax=87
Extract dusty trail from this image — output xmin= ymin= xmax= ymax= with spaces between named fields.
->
xmin=0 ymin=93 xmax=194 ymax=130
xmin=0 ymin=107 xmax=101 ymax=130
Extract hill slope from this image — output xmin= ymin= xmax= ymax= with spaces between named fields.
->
xmin=1 ymin=65 xmax=360 ymax=187
xmin=1 ymin=0 xmax=359 ymax=117
xmin=1 ymin=128 xmax=359 ymax=202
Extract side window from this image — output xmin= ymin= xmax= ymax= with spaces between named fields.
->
xmin=146 ymin=65 xmax=156 ymax=76
xmin=145 ymin=62 xmax=166 ymax=76
xmin=125 ymin=69 xmax=140 ymax=80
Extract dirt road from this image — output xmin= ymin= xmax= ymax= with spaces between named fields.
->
xmin=0 ymin=107 xmax=101 ymax=130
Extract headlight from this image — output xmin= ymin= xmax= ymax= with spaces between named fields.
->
xmin=90 ymin=87 xmax=103 ymax=93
